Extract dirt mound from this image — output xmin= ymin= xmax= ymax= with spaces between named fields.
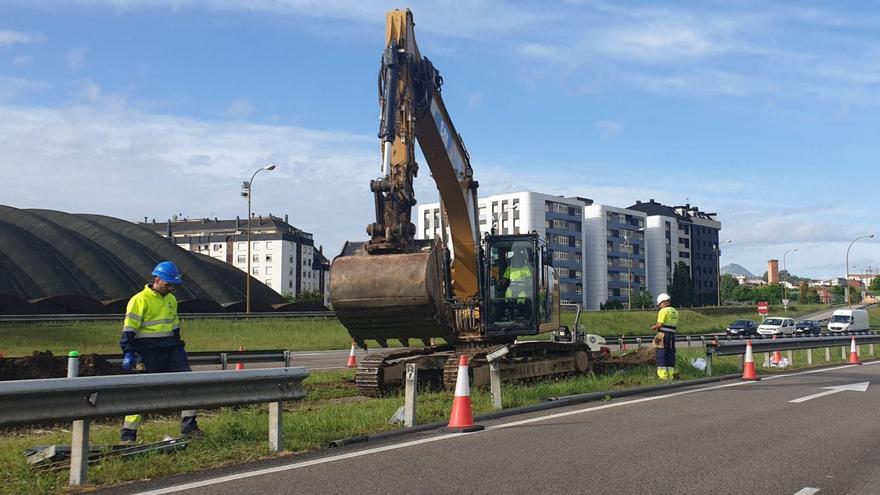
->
xmin=0 ymin=351 xmax=125 ymax=381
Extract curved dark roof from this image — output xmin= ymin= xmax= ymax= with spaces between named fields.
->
xmin=0 ymin=206 xmax=285 ymax=313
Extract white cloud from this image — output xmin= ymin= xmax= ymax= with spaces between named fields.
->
xmin=0 ymin=76 xmax=50 ymax=102
xmin=595 ymin=119 xmax=622 ymax=139
xmin=0 ymin=30 xmax=45 ymax=46
xmin=12 ymin=54 xmax=33 ymax=67
xmin=66 ymin=47 xmax=88 ymax=70
xmin=0 ymin=100 xmax=378 ymax=255
xmin=224 ymin=98 xmax=254 ymax=118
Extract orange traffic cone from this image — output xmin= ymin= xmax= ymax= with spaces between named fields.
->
xmin=444 ymin=355 xmax=484 ymax=433
xmin=848 ymin=336 xmax=862 ymax=365
xmin=235 ymin=346 xmax=245 ymax=370
xmin=770 ymin=336 xmax=782 ymax=365
xmin=742 ymin=340 xmax=760 ymax=381
xmin=346 ymin=341 xmax=357 ymax=368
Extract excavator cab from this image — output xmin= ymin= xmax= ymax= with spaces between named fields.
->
xmin=484 ymin=233 xmax=553 ymax=337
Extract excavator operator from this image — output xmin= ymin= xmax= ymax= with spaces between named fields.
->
xmin=498 ymin=247 xmax=533 ymax=321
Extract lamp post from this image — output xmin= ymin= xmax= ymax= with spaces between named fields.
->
xmin=845 ymin=234 xmax=874 ymax=308
xmin=242 ymin=164 xmax=277 ymax=313
xmin=713 ymin=240 xmax=732 ymax=307
xmin=782 ymin=248 xmax=797 ymax=314
xmin=623 ymin=227 xmax=645 ymax=310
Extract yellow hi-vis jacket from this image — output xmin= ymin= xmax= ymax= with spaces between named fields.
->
xmin=504 ymin=265 xmax=533 ymax=300
xmin=121 ymin=285 xmax=180 ymax=351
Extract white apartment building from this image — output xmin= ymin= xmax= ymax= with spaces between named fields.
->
xmin=417 ymin=191 xmax=592 ymax=305
xmin=143 ymin=214 xmax=330 ymax=301
xmin=582 ymin=205 xmax=648 ymax=310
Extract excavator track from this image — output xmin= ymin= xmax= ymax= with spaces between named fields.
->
xmin=442 ymin=341 xmax=595 ymax=390
xmin=355 ymin=345 xmax=453 ymax=397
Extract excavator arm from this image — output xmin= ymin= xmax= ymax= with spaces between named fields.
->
xmin=368 ymin=8 xmax=480 ymax=299
xmin=330 ymin=9 xmax=482 ymax=348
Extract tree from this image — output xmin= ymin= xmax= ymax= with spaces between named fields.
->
xmin=670 ymin=261 xmax=694 ymax=308
xmin=798 ymin=281 xmax=809 ymax=304
xmin=720 ymin=274 xmax=739 ymax=304
xmin=630 ymin=290 xmax=653 ymax=310
xmin=870 ymin=277 xmax=880 ymax=292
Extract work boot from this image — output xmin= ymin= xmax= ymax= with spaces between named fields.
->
xmin=181 ymin=416 xmax=205 ymax=439
xmin=656 ymin=367 xmax=668 ymax=380
xmin=120 ymin=427 xmax=138 ymax=445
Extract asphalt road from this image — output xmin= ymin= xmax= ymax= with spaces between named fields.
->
xmin=102 ymin=361 xmax=880 ymax=495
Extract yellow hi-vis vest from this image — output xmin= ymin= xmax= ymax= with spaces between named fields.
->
xmin=504 ymin=265 xmax=533 ymax=299
xmin=122 ymin=285 xmax=180 ymax=339
xmin=657 ymin=306 xmax=679 ymax=332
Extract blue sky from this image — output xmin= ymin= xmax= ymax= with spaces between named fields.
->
xmin=0 ymin=0 xmax=877 ymax=279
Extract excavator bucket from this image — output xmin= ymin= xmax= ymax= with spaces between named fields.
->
xmin=329 ymin=239 xmax=454 ymax=347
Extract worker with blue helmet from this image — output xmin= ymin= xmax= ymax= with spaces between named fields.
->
xmin=119 ymin=261 xmax=204 ymax=444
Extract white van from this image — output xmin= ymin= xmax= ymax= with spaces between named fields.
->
xmin=757 ymin=317 xmax=796 ymax=335
xmin=827 ymin=309 xmax=870 ymax=333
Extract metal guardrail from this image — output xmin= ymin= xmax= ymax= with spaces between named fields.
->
xmin=0 ymin=367 xmax=309 ymax=486
xmin=97 ymin=349 xmax=292 ymax=368
xmin=0 ymin=311 xmax=336 ymax=323
xmin=702 ymin=335 xmax=880 ymax=376
xmin=603 ymin=330 xmax=880 ymax=349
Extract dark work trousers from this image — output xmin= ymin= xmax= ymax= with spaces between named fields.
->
xmin=121 ymin=346 xmax=198 ymax=440
xmin=654 ymin=330 xmax=677 ymax=368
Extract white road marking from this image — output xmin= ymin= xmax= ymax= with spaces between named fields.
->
xmin=789 ymin=381 xmax=870 ymax=403
xmin=128 ymin=362 xmax=876 ymax=495
xmin=793 ymin=488 xmax=820 ymax=495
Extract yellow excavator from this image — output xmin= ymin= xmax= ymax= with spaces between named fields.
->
xmin=330 ymin=9 xmax=606 ymax=395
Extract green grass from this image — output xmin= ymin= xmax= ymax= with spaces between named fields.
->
xmin=0 ymin=304 xmax=837 ymax=357
xmin=3 ymin=339 xmax=877 ymax=495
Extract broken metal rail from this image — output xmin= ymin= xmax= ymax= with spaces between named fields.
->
xmin=703 ymin=335 xmax=880 ymax=375
xmin=0 ymin=368 xmax=309 ymax=485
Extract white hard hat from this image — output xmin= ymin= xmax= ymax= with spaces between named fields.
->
xmin=656 ymin=293 xmax=671 ymax=305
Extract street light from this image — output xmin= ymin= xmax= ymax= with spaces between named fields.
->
xmin=623 ymin=227 xmax=645 ymax=310
xmin=782 ymin=248 xmax=797 ymax=314
xmin=845 ymin=234 xmax=874 ymax=308
xmin=713 ymin=240 xmax=732 ymax=307
xmin=242 ymin=164 xmax=277 ymax=313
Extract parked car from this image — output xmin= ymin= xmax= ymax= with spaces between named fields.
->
xmin=726 ymin=319 xmax=758 ymax=337
xmin=795 ymin=319 xmax=821 ymax=335
xmin=757 ymin=317 xmax=796 ymax=336
xmin=827 ymin=309 xmax=870 ymax=333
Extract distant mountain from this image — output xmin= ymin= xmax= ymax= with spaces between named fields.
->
xmin=721 ymin=263 xmax=755 ymax=278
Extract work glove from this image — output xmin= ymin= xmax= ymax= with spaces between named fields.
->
xmin=652 ymin=332 xmax=664 ymax=348
xmin=121 ymin=351 xmax=137 ymax=371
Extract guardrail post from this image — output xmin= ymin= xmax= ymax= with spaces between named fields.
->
xmin=284 ymin=350 xmax=291 ymax=367
xmin=636 ymin=338 xmax=642 ymax=350
xmin=220 ymin=352 xmax=228 ymax=370
xmin=268 ymin=402 xmax=283 ymax=452
xmin=67 ymin=351 xmax=89 ymax=486
xmin=705 ymin=353 xmax=713 ymax=376
xmin=404 ymin=363 xmax=418 ymax=426
xmin=489 ymin=362 xmax=502 ymax=410
xmin=686 ymin=335 xmax=692 ymax=348
xmin=871 ymin=343 xmax=875 ymax=357
xmin=764 ymin=352 xmax=769 ymax=366
xmin=807 ymin=348 xmax=813 ymax=365
xmin=787 ymin=350 xmax=793 ymax=364
xmin=825 ymin=347 xmax=831 ymax=361
xmin=737 ymin=355 xmax=743 ymax=371
xmin=841 ymin=346 xmax=846 ymax=360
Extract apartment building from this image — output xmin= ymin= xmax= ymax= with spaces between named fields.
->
xmin=142 ymin=214 xmax=330 ymax=301
xmin=583 ymin=205 xmax=648 ymax=310
xmin=628 ymin=200 xmax=722 ymax=306
xmin=417 ymin=191 xmax=592 ymax=305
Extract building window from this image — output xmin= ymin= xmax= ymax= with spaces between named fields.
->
xmin=266 ymin=241 xmax=272 ymax=250
xmin=266 ymin=266 xmax=273 ymax=275
xmin=553 ymin=251 xmax=569 ymax=262
xmin=266 ymin=279 xmax=272 ymax=287
xmin=575 ymin=253 xmax=582 ymax=263
xmin=237 ymin=242 xmax=245 ymax=251
xmin=213 ymin=244 xmax=222 ymax=251
xmin=237 ymin=255 xmax=245 ymax=264
xmin=252 ymin=267 xmax=259 ymax=275
xmin=253 ymin=254 xmax=260 ymax=263
xmin=288 ymin=281 xmax=293 ymax=288
xmin=254 ymin=242 xmax=260 ymax=250
xmin=266 ymin=254 xmax=273 ymax=262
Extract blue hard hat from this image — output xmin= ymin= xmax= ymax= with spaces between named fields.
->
xmin=152 ymin=261 xmax=183 ymax=285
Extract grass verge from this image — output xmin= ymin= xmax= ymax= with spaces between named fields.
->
xmin=1 ymin=342 xmax=873 ymax=495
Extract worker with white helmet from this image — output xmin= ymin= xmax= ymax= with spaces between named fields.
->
xmin=650 ymin=293 xmax=679 ymax=380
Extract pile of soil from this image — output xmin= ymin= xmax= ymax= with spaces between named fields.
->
xmin=0 ymin=351 xmax=124 ymax=381
xmin=601 ymin=347 xmax=657 ymax=370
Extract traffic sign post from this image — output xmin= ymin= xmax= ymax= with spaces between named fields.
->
xmin=782 ymin=298 xmax=790 ymax=314
xmin=757 ymin=301 xmax=769 ymax=315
